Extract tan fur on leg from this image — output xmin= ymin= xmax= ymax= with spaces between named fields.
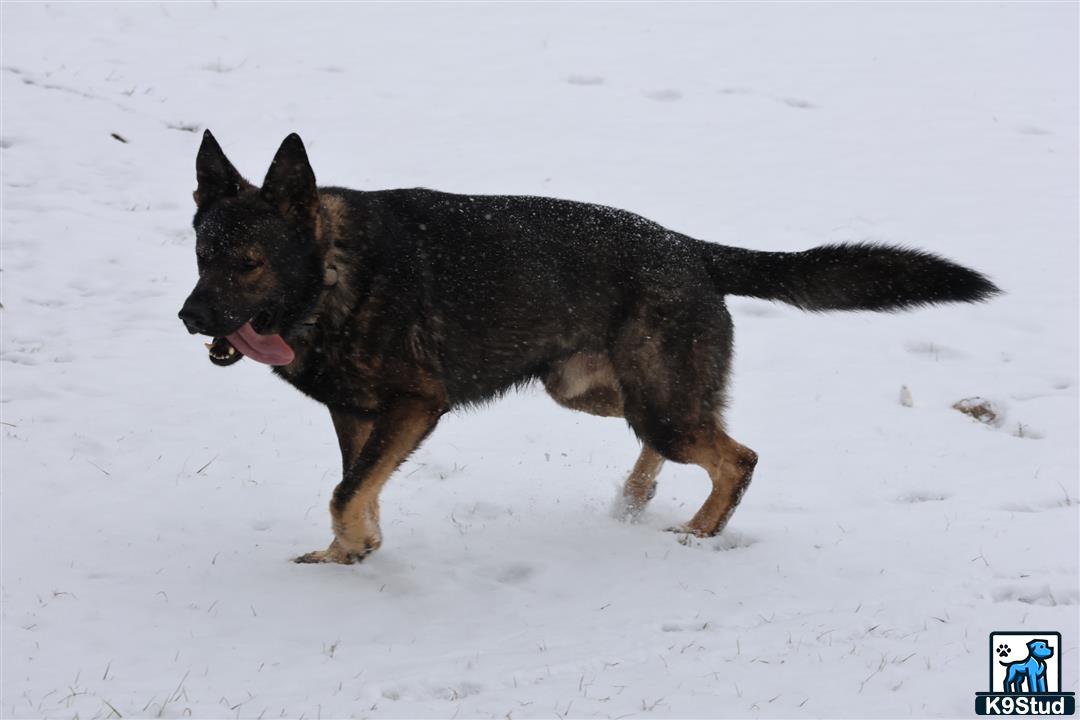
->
xmin=616 ymin=445 xmax=665 ymax=520
xmin=333 ymin=406 xmax=437 ymax=557
xmin=297 ymin=401 xmax=441 ymax=564
xmin=295 ymin=538 xmax=357 ymax=564
xmin=674 ymin=432 xmax=757 ymax=537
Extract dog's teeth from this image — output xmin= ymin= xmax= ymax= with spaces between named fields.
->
xmin=204 ymin=342 xmax=213 ymax=349
xmin=227 ymin=347 xmax=236 ymax=356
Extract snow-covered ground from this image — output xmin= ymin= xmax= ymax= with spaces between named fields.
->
xmin=2 ymin=4 xmax=1077 ymax=718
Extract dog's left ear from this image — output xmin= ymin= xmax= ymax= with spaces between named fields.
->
xmin=261 ymin=133 xmax=319 ymax=229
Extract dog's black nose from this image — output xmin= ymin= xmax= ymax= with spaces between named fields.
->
xmin=178 ymin=301 xmax=211 ymax=335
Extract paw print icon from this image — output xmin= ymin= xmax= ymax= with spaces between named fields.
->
xmin=996 ymin=643 xmax=1010 ymax=658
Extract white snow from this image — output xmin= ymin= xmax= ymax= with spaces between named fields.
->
xmin=2 ymin=3 xmax=1077 ymax=718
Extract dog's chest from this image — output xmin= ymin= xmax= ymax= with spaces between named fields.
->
xmin=270 ymin=310 xmax=384 ymax=408
xmin=274 ymin=314 xmax=439 ymax=411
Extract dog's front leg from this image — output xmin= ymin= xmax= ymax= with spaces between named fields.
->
xmin=329 ymin=406 xmax=375 ymax=471
xmin=292 ymin=408 xmax=373 ymax=564
xmin=295 ymin=400 xmax=442 ymax=564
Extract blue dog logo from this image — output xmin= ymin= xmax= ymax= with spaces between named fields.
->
xmin=976 ymin=631 xmax=1076 ymax=716
xmin=1001 ymin=639 xmax=1054 ymax=694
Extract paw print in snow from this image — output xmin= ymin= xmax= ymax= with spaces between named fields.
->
xmin=996 ymin=644 xmax=1011 ymax=658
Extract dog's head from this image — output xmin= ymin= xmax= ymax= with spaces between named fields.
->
xmin=1027 ymin=640 xmax=1054 ymax=660
xmin=179 ymin=131 xmax=323 ymax=366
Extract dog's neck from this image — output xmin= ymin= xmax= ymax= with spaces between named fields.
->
xmin=287 ymin=193 xmax=360 ymax=341
xmin=315 ymin=193 xmax=349 ymax=283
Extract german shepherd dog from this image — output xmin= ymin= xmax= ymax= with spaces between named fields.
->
xmin=179 ymin=131 xmax=999 ymax=564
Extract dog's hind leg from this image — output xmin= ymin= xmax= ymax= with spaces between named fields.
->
xmin=673 ymin=431 xmax=758 ymax=537
xmin=545 ymin=353 xmax=666 ymax=518
xmin=612 ymin=294 xmax=757 ymax=536
xmin=295 ymin=399 xmax=443 ymax=564
xmin=614 ymin=445 xmax=665 ymax=520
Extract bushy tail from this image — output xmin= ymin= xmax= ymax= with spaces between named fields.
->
xmin=701 ymin=241 xmax=1000 ymax=311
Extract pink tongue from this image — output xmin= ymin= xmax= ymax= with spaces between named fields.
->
xmin=227 ymin=322 xmax=295 ymax=366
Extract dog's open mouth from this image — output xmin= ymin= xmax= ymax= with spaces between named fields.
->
xmin=206 ymin=321 xmax=295 ymax=367
xmin=206 ymin=337 xmax=243 ymax=366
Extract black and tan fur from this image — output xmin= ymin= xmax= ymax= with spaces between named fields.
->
xmin=179 ymin=131 xmax=999 ymax=564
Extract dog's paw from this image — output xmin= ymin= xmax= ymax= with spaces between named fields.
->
xmin=612 ymin=482 xmax=657 ymax=522
xmin=996 ymin=643 xmax=1011 ymax=658
xmin=293 ymin=549 xmax=357 ymax=565
xmin=665 ymin=523 xmax=722 ymax=539
xmin=293 ymin=539 xmax=372 ymax=565
xmin=611 ymin=495 xmax=646 ymax=523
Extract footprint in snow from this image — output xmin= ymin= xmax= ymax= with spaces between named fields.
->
xmin=661 ymin=620 xmax=711 ymax=632
xmin=1010 ymin=391 xmax=1051 ymax=402
xmin=895 ymin=492 xmax=949 ymax=504
xmin=493 ymin=563 xmax=536 ymax=585
xmin=905 ymin=340 xmax=965 ymax=361
xmin=780 ymin=96 xmax=818 ymax=109
xmin=1014 ymin=125 xmax=1052 ymax=136
xmin=0 ymin=353 xmax=37 ymax=366
xmin=431 ymin=681 xmax=482 ymax=701
xmin=566 ymin=74 xmax=605 ymax=87
xmin=644 ymin=88 xmax=683 ymax=102
xmin=712 ymin=531 xmax=757 ymax=551
xmin=1000 ymin=496 xmax=1073 ymax=513
xmin=991 ymin=584 xmax=1077 ymax=607
xmin=200 ymin=60 xmax=243 ymax=74
xmin=675 ymin=529 xmax=758 ymax=552
xmin=462 ymin=501 xmax=507 ymax=520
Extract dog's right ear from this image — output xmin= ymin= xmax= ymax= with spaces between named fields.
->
xmin=194 ymin=130 xmax=251 ymax=208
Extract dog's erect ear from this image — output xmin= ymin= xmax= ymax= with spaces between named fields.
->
xmin=261 ymin=133 xmax=319 ymax=229
xmin=194 ymin=130 xmax=251 ymax=208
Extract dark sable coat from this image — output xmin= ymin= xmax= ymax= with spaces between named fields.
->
xmin=288 ymin=190 xmax=723 ymax=407
xmin=180 ymin=131 xmax=999 ymax=563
